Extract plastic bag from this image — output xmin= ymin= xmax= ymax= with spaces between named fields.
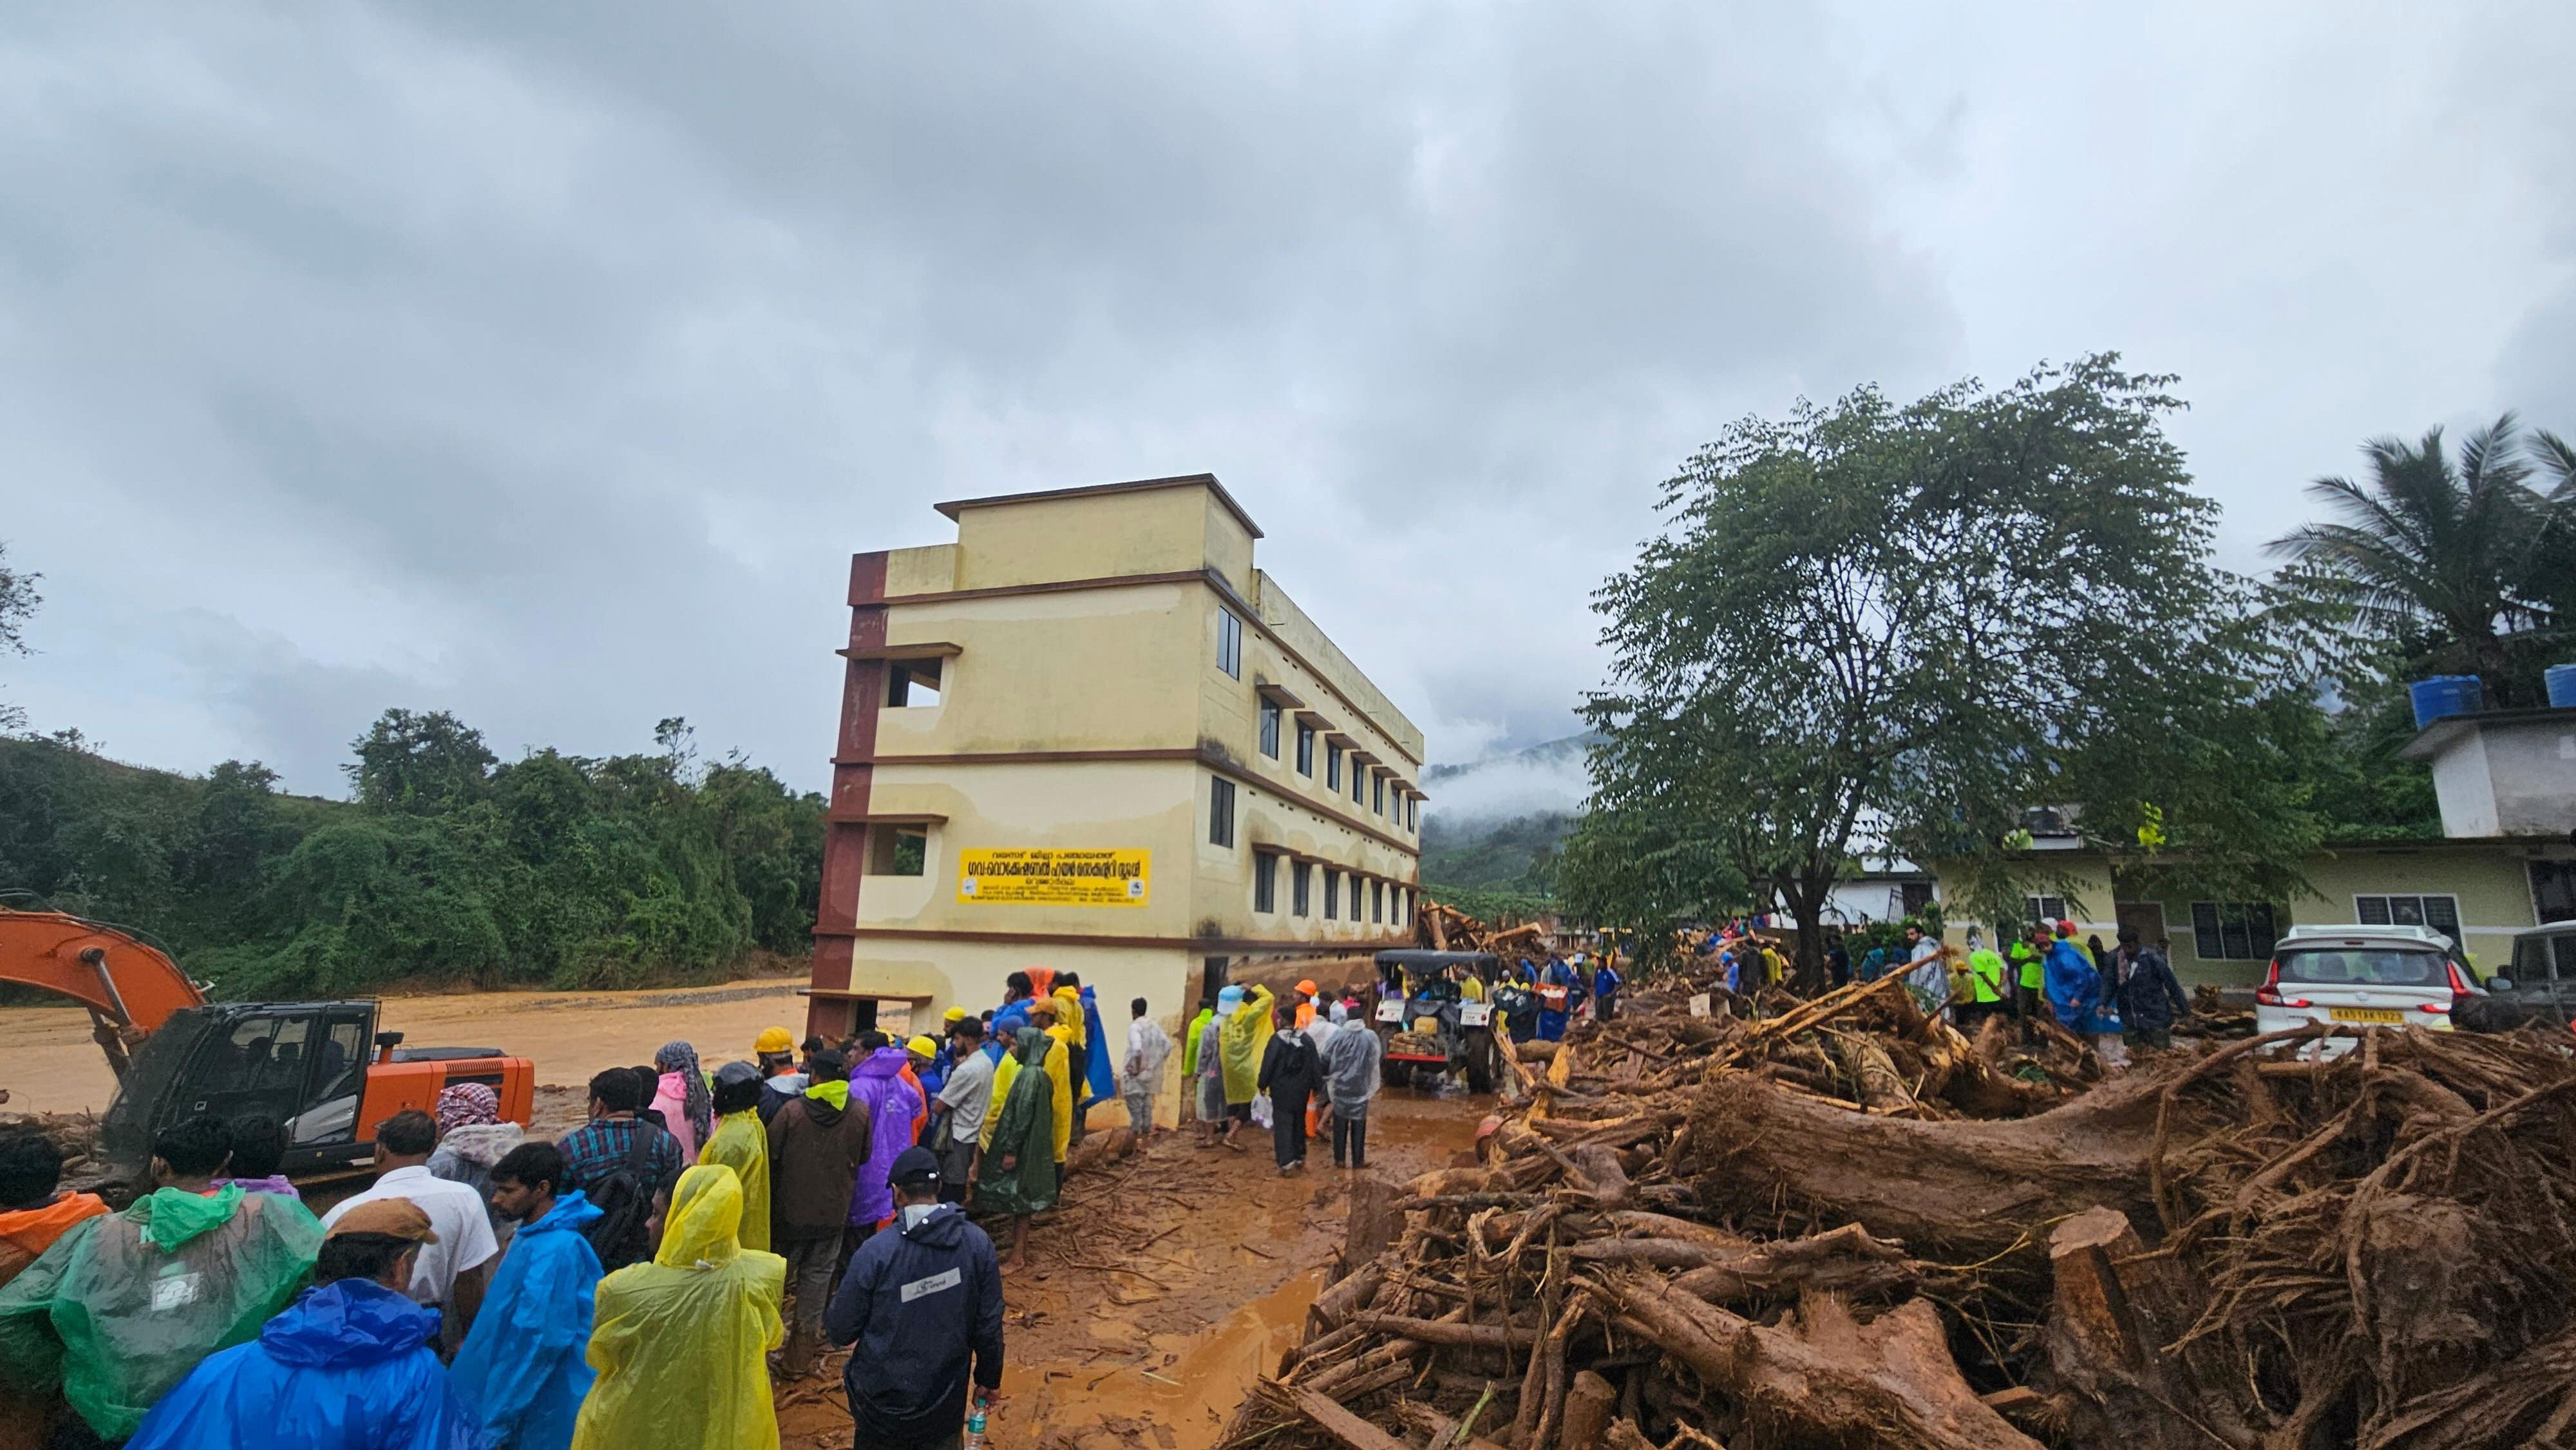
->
xmin=1250 ymin=1093 xmax=1273 ymax=1129
xmin=0 ymin=1186 xmax=321 ymax=1441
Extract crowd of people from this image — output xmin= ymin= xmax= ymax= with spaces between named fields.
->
xmin=1707 ymin=916 xmax=2193 ymax=1062
xmin=0 ymin=963 xmax=1423 ymax=1449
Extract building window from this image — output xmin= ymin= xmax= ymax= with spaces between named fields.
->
xmin=2355 ymin=893 xmax=2462 ymax=946
xmin=1900 ymin=883 xmax=1935 ymax=917
xmin=1292 ymin=861 xmax=1312 ymax=916
xmin=2024 ymin=896 xmax=2067 ymax=925
xmin=2190 ymin=901 xmax=2280 ymax=961
xmin=1253 ymin=851 xmax=1278 ymax=912
xmin=869 ymin=825 xmax=927 ymax=876
xmin=1372 ymin=774 xmax=1385 ymax=816
xmin=1352 ymin=766 xmax=1365 ymax=805
xmin=1296 ymin=722 xmax=1315 ymax=776
xmin=1406 ymin=796 xmax=1417 ymax=830
xmin=1209 ymin=777 xmax=1236 ymax=848
xmin=1371 ymin=879 xmax=1384 ymax=924
xmin=1258 ymin=702 xmax=1281 ymax=759
xmin=1326 ymin=744 xmax=1341 ymax=791
xmin=1216 ymin=608 xmax=1242 ymax=679
xmin=2537 ymin=862 xmax=2576 ymax=925
xmin=1324 ymin=870 xmax=1340 ymax=921
xmin=1401 ymin=888 xmax=1412 ymax=927
xmin=886 ymin=659 xmax=942 ymax=708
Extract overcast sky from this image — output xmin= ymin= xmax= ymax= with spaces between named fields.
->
xmin=4 ymin=2 xmax=2570 ymax=799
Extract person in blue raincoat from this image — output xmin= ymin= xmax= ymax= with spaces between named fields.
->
xmin=2044 ymin=922 xmax=2116 ymax=1036
xmin=1076 ymin=982 xmax=1116 ymax=1111
xmin=451 ymin=1142 xmax=603 ymax=1450
xmin=123 ymin=1199 xmax=478 ymax=1450
xmin=1536 ymin=959 xmax=1577 ymax=1041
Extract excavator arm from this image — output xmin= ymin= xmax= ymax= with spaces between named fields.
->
xmin=0 ymin=909 xmax=207 ymax=1078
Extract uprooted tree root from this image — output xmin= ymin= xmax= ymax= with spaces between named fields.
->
xmin=1215 ymin=957 xmax=2576 ymax=1450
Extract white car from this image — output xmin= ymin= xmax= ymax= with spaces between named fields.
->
xmin=2253 ymin=923 xmax=2481 ymax=1051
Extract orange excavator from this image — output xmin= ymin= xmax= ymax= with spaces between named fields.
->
xmin=1 ymin=907 xmax=535 ymax=1183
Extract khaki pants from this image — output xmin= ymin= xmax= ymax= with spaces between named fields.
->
xmin=777 ymin=1232 xmax=839 ymax=1375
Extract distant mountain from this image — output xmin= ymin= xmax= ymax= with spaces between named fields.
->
xmin=1422 ymin=733 xmax=1595 ymax=824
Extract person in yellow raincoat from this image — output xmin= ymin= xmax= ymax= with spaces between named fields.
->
xmin=1217 ymin=983 xmax=1275 ymax=1149
xmin=696 ymin=1062 xmax=771 ymax=1253
xmin=982 ymin=999 xmax=1074 ymax=1165
xmin=572 ymin=1165 xmax=784 ymax=1450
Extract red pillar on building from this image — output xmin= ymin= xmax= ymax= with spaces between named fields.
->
xmin=808 ymin=551 xmax=889 ymax=1040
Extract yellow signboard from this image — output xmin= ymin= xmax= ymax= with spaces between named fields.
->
xmin=957 ymin=848 xmax=1151 ymax=907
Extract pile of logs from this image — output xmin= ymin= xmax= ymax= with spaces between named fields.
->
xmin=1416 ymin=899 xmax=1549 ymax=963
xmin=1221 ymin=965 xmax=2576 ymax=1450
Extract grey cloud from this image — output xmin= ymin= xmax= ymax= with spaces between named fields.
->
xmin=1 ymin=3 xmax=2569 ymax=795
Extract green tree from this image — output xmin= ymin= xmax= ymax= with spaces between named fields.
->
xmin=1573 ymin=356 xmax=2318 ymax=984
xmin=346 ymin=708 xmax=497 ymax=814
xmin=2267 ymin=415 xmax=2571 ymax=706
xmin=0 ymin=541 xmax=43 ymax=731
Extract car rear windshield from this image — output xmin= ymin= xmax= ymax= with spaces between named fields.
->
xmin=2276 ymin=947 xmax=2449 ymax=986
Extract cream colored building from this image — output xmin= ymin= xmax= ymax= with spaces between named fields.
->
xmin=806 ymin=475 xmax=1426 ymax=1062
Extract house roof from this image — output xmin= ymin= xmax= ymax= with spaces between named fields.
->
xmin=931 ymin=472 xmax=1265 ymax=540
xmin=2400 ymin=705 xmax=2576 ymax=761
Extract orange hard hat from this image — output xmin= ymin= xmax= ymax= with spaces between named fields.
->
xmin=1296 ymin=979 xmax=1319 ymax=996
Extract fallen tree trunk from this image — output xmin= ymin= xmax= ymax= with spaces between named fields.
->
xmin=1683 ymin=1066 xmax=2172 ymax=1264
xmin=2040 ymin=1207 xmax=2257 ymax=1449
xmin=1611 ymin=1275 xmax=2045 ymax=1450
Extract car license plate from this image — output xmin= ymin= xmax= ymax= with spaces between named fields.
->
xmin=2330 ymin=1008 xmax=2405 ymax=1024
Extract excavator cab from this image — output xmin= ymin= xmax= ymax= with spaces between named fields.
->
xmin=97 ymin=1000 xmax=529 ymax=1183
xmin=5 ymin=910 xmax=535 ymax=1189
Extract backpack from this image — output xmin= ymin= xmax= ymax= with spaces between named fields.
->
xmin=582 ymin=1123 xmax=665 ymax=1271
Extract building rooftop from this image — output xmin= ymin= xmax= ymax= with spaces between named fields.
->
xmin=931 ymin=472 xmax=1265 ymax=540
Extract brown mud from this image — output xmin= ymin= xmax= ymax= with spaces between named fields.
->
xmin=0 ymin=977 xmax=810 ymax=1115
xmin=778 ymin=1091 xmax=1487 ymax=1450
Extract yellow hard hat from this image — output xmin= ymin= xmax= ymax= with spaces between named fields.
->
xmin=906 ymin=1034 xmax=940 ymax=1059
xmin=753 ymin=1026 xmax=795 ymax=1056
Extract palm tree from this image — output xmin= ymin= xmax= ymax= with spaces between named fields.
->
xmin=2268 ymin=415 xmax=2560 ymax=699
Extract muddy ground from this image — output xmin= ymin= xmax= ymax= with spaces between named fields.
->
xmin=780 ymin=1091 xmax=1483 ymax=1450
xmin=0 ymin=979 xmax=1487 ymax=1447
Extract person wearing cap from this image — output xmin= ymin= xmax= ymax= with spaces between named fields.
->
xmin=766 ymin=1047 xmax=873 ymax=1378
xmin=753 ymin=1027 xmax=804 ymax=1125
xmin=450 ymin=1142 xmax=603 ymax=1450
xmin=321 ymin=1109 xmax=502 ymax=1354
xmin=697 ymin=1062 xmax=772 ymax=1254
xmin=828 ymin=1146 xmax=1004 ymax=1449
xmin=123 ymin=1199 xmax=478 ymax=1450
xmin=573 ymin=1164 xmax=784 ymax=1450
xmin=1292 ymin=980 xmax=1321 ymax=1031
xmin=907 ymin=1033 xmax=947 ymax=1101
xmin=2046 ymin=919 xmax=2117 ymax=1045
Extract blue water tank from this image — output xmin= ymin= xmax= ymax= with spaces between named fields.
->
xmin=2548 ymin=664 xmax=2576 ymax=709
xmin=2409 ymin=675 xmax=2484 ymax=729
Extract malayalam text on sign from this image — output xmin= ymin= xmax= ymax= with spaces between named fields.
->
xmin=956 ymin=848 xmax=1151 ymax=907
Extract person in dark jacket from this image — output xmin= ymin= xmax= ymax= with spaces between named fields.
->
xmin=2117 ymin=930 xmax=2192 ymax=1050
xmin=827 ymin=1147 xmax=1003 ymax=1450
xmin=1255 ymin=1010 xmax=1322 ymax=1176
xmin=766 ymin=1048 xmax=873 ymax=1378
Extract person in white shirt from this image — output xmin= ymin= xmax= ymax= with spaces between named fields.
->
xmin=933 ymin=1018 xmax=998 ymax=1203
xmin=1119 ymin=997 xmax=1174 ymax=1141
xmin=319 ymin=1107 xmax=501 ymax=1353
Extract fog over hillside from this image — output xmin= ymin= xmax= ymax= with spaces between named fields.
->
xmin=1422 ymin=737 xmax=1597 ymax=829
xmin=1423 ymin=735 xmax=1593 ymax=824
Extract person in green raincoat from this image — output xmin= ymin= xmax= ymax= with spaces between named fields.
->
xmin=974 ymin=1024 xmax=1058 ymax=1272
xmin=697 ymin=1062 xmax=772 ymax=1254
xmin=573 ymin=1163 xmax=784 ymax=1450
xmin=1180 ymin=999 xmax=1217 ymax=1133
xmin=0 ymin=1115 xmax=323 ymax=1442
